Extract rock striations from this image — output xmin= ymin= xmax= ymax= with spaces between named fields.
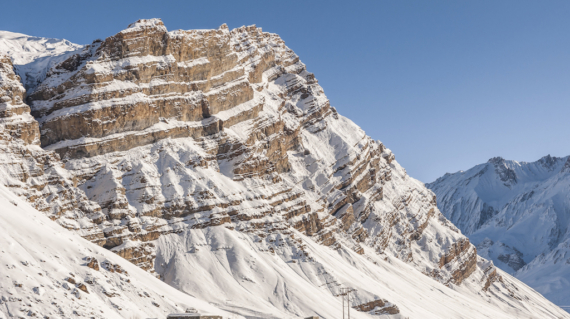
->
xmin=0 ymin=55 xmax=40 ymax=144
xmin=0 ymin=19 xmax=568 ymax=318
xmin=0 ymin=55 xmax=101 ymax=232
xmin=22 ymin=18 xmax=478 ymax=284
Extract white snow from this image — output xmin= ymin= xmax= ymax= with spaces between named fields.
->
xmin=155 ymin=225 xmax=569 ymax=319
xmin=427 ymin=155 xmax=570 ymax=309
xmin=0 ymin=30 xmax=82 ymax=90
xmin=0 ymin=184 xmax=240 ymax=318
xmin=124 ymin=18 xmax=168 ymax=33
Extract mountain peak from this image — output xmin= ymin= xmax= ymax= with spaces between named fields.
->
xmin=124 ymin=18 xmax=167 ymax=33
xmin=562 ymin=157 xmax=570 ymax=173
xmin=539 ymin=154 xmax=561 ymax=170
xmin=487 ymin=156 xmax=517 ymax=185
xmin=0 ymin=30 xmax=82 ymax=90
xmin=488 ymin=156 xmax=506 ymax=165
xmin=219 ymin=23 xmax=229 ymax=31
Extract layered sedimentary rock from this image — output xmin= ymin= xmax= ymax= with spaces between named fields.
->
xmin=0 ymin=56 xmax=103 ymax=244
xmin=0 ymin=55 xmax=40 ymax=144
xmin=0 ymin=20 xmax=566 ymax=318
xmin=24 ymin=19 xmax=477 ymax=283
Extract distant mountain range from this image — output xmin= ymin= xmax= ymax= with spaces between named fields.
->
xmin=428 ymin=155 xmax=570 ymax=308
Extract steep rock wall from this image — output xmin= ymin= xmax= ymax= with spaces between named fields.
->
xmin=0 ymin=56 xmax=103 ymax=243
xmin=26 ymin=20 xmax=477 ymax=285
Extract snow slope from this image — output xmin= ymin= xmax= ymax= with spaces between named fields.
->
xmin=0 ymin=180 xmax=567 ymax=319
xmin=0 ymin=31 xmax=82 ymax=90
xmin=0 ymin=183 xmax=242 ymax=318
xmin=427 ymin=155 xmax=570 ymax=308
xmin=154 ymin=222 xmax=569 ymax=319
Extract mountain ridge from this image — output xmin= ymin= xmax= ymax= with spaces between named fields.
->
xmin=0 ymin=30 xmax=83 ymax=90
xmin=0 ymin=19 xmax=568 ymax=318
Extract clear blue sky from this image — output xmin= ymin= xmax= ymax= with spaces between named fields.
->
xmin=2 ymin=0 xmax=570 ymax=183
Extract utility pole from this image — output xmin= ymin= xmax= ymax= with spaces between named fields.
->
xmin=346 ymin=288 xmax=350 ymax=319
xmin=342 ymin=288 xmax=345 ymax=319
xmin=346 ymin=291 xmax=350 ymax=319
xmin=339 ymin=287 xmax=355 ymax=319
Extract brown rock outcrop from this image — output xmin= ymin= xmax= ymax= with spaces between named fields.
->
xmin=438 ymin=238 xmax=478 ymax=285
xmin=86 ymin=257 xmax=100 ymax=271
xmin=0 ymin=56 xmax=40 ymax=145
xmin=77 ymin=283 xmax=89 ymax=294
xmin=354 ymin=299 xmax=400 ymax=315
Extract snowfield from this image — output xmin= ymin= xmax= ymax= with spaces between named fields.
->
xmin=155 ymin=223 xmax=570 ymax=319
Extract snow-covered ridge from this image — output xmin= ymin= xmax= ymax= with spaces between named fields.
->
xmin=427 ymin=154 xmax=570 ymax=307
xmin=2 ymin=178 xmax=567 ymax=318
xmin=0 ymin=30 xmax=82 ymax=90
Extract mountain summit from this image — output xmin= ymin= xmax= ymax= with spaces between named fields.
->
xmin=0 ymin=19 xmax=567 ymax=318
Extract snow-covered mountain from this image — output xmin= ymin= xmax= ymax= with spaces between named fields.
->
xmin=427 ymin=155 xmax=570 ymax=309
xmin=0 ymin=19 xmax=568 ymax=318
xmin=0 ymin=30 xmax=82 ymax=90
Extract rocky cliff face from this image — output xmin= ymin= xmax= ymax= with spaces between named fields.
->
xmin=0 ymin=56 xmax=103 ymax=237
xmin=0 ymin=20 xmax=567 ymax=318
xmin=427 ymin=154 xmax=570 ymax=308
xmin=0 ymin=55 xmax=40 ymax=144
xmin=24 ymin=18 xmax=478 ymax=284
